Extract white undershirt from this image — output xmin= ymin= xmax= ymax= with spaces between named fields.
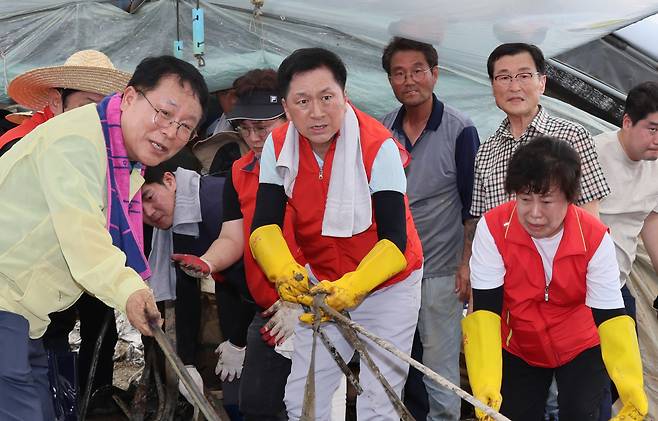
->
xmin=470 ymin=217 xmax=623 ymax=309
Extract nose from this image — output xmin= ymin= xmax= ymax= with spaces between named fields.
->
xmin=161 ymin=121 xmax=178 ymax=139
xmin=529 ymin=202 xmax=542 ymax=219
xmin=309 ymin=100 xmax=324 ymax=118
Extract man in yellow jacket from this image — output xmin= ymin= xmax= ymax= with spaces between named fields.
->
xmin=0 ymin=55 xmax=208 ymax=420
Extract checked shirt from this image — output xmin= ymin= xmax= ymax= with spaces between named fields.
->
xmin=471 ymin=106 xmax=610 ymax=217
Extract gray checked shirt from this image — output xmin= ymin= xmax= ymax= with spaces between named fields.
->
xmin=470 ymin=106 xmax=610 ymax=217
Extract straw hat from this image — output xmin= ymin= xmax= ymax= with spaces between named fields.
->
xmin=8 ymin=50 xmax=132 ymax=111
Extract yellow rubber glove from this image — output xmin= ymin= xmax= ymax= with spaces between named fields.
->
xmin=299 ymin=239 xmax=406 ymax=323
xmin=249 ymin=224 xmax=310 ymax=304
xmin=462 ymin=310 xmax=503 ymax=421
xmin=598 ymin=315 xmax=648 ymax=421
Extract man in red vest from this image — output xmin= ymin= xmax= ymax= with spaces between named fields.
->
xmin=464 ymin=136 xmax=647 ymax=420
xmin=247 ymin=48 xmax=424 ymax=420
xmin=0 ymin=50 xmax=130 ymax=157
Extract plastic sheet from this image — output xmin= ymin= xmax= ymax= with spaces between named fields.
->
xmin=1 ymin=0 xmax=657 ymax=136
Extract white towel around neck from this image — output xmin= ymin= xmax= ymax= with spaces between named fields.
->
xmin=275 ymin=103 xmax=372 ymax=237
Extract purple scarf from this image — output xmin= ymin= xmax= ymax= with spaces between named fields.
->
xmin=97 ymin=94 xmax=151 ymax=279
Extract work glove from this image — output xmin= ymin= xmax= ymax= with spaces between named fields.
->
xmin=299 ymin=239 xmax=406 ymax=324
xmin=171 ymin=254 xmax=212 ymax=278
xmin=178 ymin=365 xmax=204 ymax=404
xmin=462 ymin=310 xmax=503 ymax=420
xmin=214 ymin=340 xmax=245 ymax=382
xmin=599 ymin=316 xmax=648 ymax=421
xmin=249 ymin=224 xmax=310 ymax=303
xmin=260 ymin=300 xmax=303 ymax=346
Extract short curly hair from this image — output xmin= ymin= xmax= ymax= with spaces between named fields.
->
xmin=505 ymin=136 xmax=581 ymax=203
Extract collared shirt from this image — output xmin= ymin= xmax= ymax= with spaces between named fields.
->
xmin=0 ymin=105 xmax=147 ymax=338
xmin=382 ymin=95 xmax=480 ymax=277
xmin=470 ymin=106 xmax=610 ymax=217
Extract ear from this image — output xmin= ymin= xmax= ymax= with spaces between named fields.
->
xmin=281 ymin=98 xmax=292 ymax=121
xmin=622 ymin=113 xmax=633 ymax=130
xmin=163 ymin=171 xmax=177 ymax=191
xmin=121 ymin=86 xmax=138 ymax=112
xmin=46 ymin=89 xmax=63 ymax=115
xmin=432 ymin=65 xmax=439 ymax=80
xmin=538 ymin=73 xmax=547 ymax=95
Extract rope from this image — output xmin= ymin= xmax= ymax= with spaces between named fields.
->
xmin=314 ymin=300 xmax=512 ymax=421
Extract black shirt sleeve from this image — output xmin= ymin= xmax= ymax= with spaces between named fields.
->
xmin=591 ymin=307 xmax=626 ymax=327
xmin=473 ymin=286 xmax=503 ymax=315
xmin=250 ymin=183 xmax=287 ymax=232
xmin=222 ymin=170 xmax=243 ymax=222
xmin=372 ymin=190 xmax=407 ymax=252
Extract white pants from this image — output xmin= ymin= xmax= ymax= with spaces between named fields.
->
xmin=284 ymin=268 xmax=422 ymax=420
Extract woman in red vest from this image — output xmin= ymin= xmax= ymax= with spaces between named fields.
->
xmin=464 ymin=136 xmax=647 ymax=421
xmin=247 ymin=48 xmax=423 ymax=420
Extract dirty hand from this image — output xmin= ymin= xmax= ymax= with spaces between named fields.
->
xmin=260 ymin=300 xmax=303 ymax=346
xmin=178 ymin=365 xmax=204 ymax=404
xmin=171 ymin=253 xmax=213 ymax=278
xmin=125 ymin=288 xmax=162 ymax=336
xmin=214 ymin=340 xmax=245 ymax=382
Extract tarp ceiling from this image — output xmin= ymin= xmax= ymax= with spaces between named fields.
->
xmin=2 ymin=0 xmax=658 ymax=416
xmin=2 ymin=0 xmax=657 ymax=137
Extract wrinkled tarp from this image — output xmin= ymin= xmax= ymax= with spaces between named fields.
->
xmin=1 ymin=0 xmax=657 ymax=136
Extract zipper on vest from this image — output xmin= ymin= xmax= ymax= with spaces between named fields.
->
xmin=318 ymin=166 xmax=323 ymax=180
xmin=544 ymin=284 xmax=549 ymax=302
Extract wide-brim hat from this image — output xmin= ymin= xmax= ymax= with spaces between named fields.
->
xmin=192 ymin=131 xmax=248 ymax=174
xmin=225 ymin=90 xmax=284 ymax=121
xmin=8 ymin=50 xmax=132 ymax=111
xmin=5 ymin=111 xmax=34 ymax=125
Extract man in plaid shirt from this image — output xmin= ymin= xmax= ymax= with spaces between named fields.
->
xmin=471 ymin=43 xmax=610 ymax=218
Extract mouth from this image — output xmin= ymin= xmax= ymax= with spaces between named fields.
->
xmin=150 ymin=140 xmax=168 ymax=154
xmin=309 ymin=124 xmax=328 ymax=133
xmin=508 ymin=96 xmax=525 ymax=103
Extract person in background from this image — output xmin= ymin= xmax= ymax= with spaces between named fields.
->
xmin=142 ymin=149 xmax=252 ymax=419
xmin=594 ymin=80 xmax=658 ymax=419
xmin=381 ymin=37 xmax=480 ymax=421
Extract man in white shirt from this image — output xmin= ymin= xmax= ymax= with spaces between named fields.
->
xmin=595 ymin=81 xmax=658 ymax=418
xmin=596 ymin=81 xmax=658 ymax=312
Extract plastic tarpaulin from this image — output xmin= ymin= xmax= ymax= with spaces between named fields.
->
xmin=1 ymin=1 xmax=658 ymax=415
xmin=1 ymin=0 xmax=657 ymax=137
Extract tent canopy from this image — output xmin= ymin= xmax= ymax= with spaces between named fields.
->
xmin=1 ymin=0 xmax=657 ymax=137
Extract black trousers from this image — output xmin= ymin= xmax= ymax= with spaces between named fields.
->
xmin=43 ymin=293 xmax=117 ymax=393
xmin=239 ymin=313 xmax=290 ymax=421
xmin=500 ymin=346 xmax=607 ymax=421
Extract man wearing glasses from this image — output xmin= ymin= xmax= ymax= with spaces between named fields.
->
xmin=471 ymin=43 xmax=609 ymax=219
xmin=381 ymin=37 xmax=480 ymax=421
xmin=0 ymin=55 xmax=208 ymax=420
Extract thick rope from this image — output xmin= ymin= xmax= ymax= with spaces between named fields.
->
xmin=316 ymin=301 xmax=512 ymax=421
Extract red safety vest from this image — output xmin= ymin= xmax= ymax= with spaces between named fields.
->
xmin=0 ymin=107 xmax=54 ymax=150
xmin=485 ymin=201 xmax=605 ymax=368
xmin=270 ymin=105 xmax=423 ymax=287
xmin=232 ymin=151 xmax=304 ymax=310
